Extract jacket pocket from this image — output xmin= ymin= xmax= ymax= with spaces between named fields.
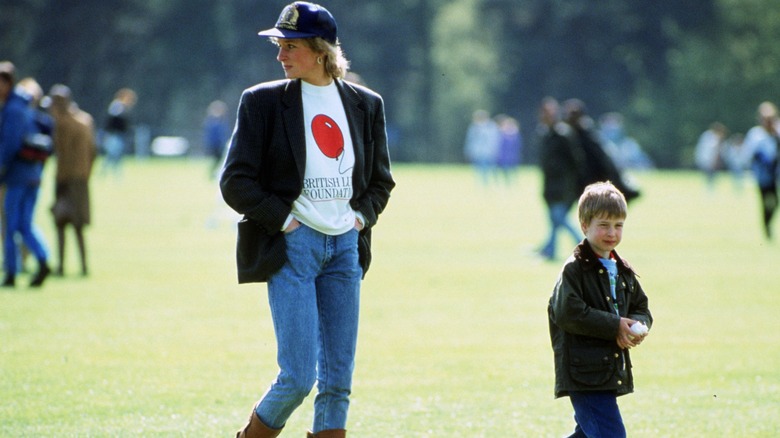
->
xmin=568 ymin=345 xmax=616 ymax=386
xmin=236 ymin=218 xmax=286 ymax=283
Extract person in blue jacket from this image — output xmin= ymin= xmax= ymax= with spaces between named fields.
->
xmin=203 ymin=99 xmax=230 ymax=178
xmin=0 ymin=62 xmax=51 ymax=287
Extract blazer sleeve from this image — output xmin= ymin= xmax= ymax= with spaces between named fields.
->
xmin=351 ymin=90 xmax=395 ymax=227
xmin=219 ymin=87 xmax=292 ymax=235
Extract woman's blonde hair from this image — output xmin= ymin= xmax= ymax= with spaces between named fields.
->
xmin=578 ymin=181 xmax=628 ymax=225
xmin=16 ymin=77 xmax=43 ymax=103
xmin=271 ymin=37 xmax=350 ymax=79
xmin=307 ymin=37 xmax=349 ymax=79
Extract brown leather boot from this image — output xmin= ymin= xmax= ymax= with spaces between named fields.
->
xmin=306 ymin=430 xmax=346 ymax=438
xmin=236 ymin=405 xmax=282 ymax=438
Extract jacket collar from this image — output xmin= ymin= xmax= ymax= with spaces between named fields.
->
xmin=573 ymin=239 xmax=635 ymax=274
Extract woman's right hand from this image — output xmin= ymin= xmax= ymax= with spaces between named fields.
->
xmin=283 ymin=218 xmax=302 ymax=233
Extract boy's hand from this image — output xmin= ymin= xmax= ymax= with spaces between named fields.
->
xmin=617 ymin=317 xmax=644 ymax=349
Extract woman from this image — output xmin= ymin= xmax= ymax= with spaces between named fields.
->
xmin=48 ymin=84 xmax=97 ymax=277
xmin=220 ymin=3 xmax=395 ymax=437
xmin=0 ymin=70 xmax=52 ymax=288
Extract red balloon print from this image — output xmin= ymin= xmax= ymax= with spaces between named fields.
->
xmin=311 ymin=114 xmax=344 ymax=159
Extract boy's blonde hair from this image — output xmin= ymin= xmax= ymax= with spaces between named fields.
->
xmin=578 ymin=181 xmax=628 ymax=225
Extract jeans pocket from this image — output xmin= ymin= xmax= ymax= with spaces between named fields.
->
xmin=283 ymin=222 xmax=306 ymax=236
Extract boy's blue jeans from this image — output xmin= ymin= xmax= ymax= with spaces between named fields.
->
xmin=256 ymin=225 xmax=361 ymax=433
xmin=568 ymin=391 xmax=626 ymax=438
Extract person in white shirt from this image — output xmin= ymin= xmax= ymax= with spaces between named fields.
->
xmin=221 ymin=3 xmax=395 ymax=437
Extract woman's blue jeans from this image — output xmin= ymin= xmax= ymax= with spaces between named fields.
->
xmin=3 ymin=184 xmax=49 ymax=273
xmin=256 ymin=225 xmax=362 ymax=433
xmin=568 ymin=391 xmax=626 ymax=438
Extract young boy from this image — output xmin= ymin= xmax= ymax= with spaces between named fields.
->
xmin=548 ymin=181 xmax=653 ymax=437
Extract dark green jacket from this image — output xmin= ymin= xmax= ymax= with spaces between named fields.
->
xmin=548 ymin=240 xmax=653 ymax=398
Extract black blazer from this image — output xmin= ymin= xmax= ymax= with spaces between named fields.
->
xmin=220 ymin=78 xmax=395 ymax=283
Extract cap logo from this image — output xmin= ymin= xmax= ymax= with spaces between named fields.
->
xmin=276 ymin=4 xmax=300 ymax=31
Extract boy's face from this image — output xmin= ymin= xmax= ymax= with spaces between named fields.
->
xmin=581 ymin=214 xmax=624 ymax=258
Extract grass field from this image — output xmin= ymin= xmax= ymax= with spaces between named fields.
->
xmin=1 ymin=159 xmax=778 ymax=437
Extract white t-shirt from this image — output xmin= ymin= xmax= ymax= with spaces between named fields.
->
xmin=290 ymin=81 xmax=357 ymax=235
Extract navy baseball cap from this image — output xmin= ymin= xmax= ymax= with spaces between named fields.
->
xmin=258 ymin=2 xmax=337 ymax=44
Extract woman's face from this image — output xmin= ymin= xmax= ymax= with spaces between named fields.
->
xmin=276 ymin=38 xmax=329 ymax=85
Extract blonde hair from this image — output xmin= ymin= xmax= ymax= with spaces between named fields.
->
xmin=271 ymin=37 xmax=350 ymax=79
xmin=307 ymin=37 xmax=349 ymax=79
xmin=758 ymin=101 xmax=778 ymax=120
xmin=16 ymin=77 xmax=43 ymax=104
xmin=114 ymin=88 xmax=137 ymax=107
xmin=578 ymin=181 xmax=628 ymax=225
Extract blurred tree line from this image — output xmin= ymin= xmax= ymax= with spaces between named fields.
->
xmin=2 ymin=0 xmax=780 ymax=167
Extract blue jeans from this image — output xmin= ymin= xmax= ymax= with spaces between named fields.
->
xmin=256 ymin=225 xmax=362 ymax=433
xmin=541 ymin=202 xmax=580 ymax=259
xmin=102 ymin=133 xmax=125 ymax=174
xmin=4 ymin=184 xmax=49 ymax=273
xmin=568 ymin=391 xmax=626 ymax=438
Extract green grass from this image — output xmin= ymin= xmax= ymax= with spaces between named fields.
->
xmin=1 ymin=160 xmax=778 ymax=437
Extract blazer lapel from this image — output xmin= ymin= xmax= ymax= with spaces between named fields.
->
xmin=337 ymin=80 xmax=366 ymax=184
xmin=282 ymin=79 xmax=306 ymax=179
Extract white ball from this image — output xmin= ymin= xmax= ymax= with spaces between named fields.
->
xmin=630 ymin=322 xmax=648 ymax=336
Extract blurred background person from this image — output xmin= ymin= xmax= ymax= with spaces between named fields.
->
xmin=49 ymin=84 xmax=97 ymax=277
xmin=494 ymin=114 xmax=522 ymax=185
xmin=694 ymin=122 xmax=728 ymax=191
xmin=537 ymin=97 xmax=584 ymax=260
xmin=742 ymin=101 xmax=779 ymax=240
xmin=463 ymin=109 xmax=500 ymax=186
xmin=15 ymin=77 xmax=56 ymax=272
xmin=203 ymin=99 xmax=230 ymax=178
xmin=563 ymin=99 xmax=641 ymax=202
xmin=0 ymin=63 xmax=52 ymax=287
xmin=722 ymin=132 xmax=748 ymax=191
xmin=598 ymin=112 xmax=654 ymax=171
xmin=101 ymin=87 xmax=136 ymax=177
